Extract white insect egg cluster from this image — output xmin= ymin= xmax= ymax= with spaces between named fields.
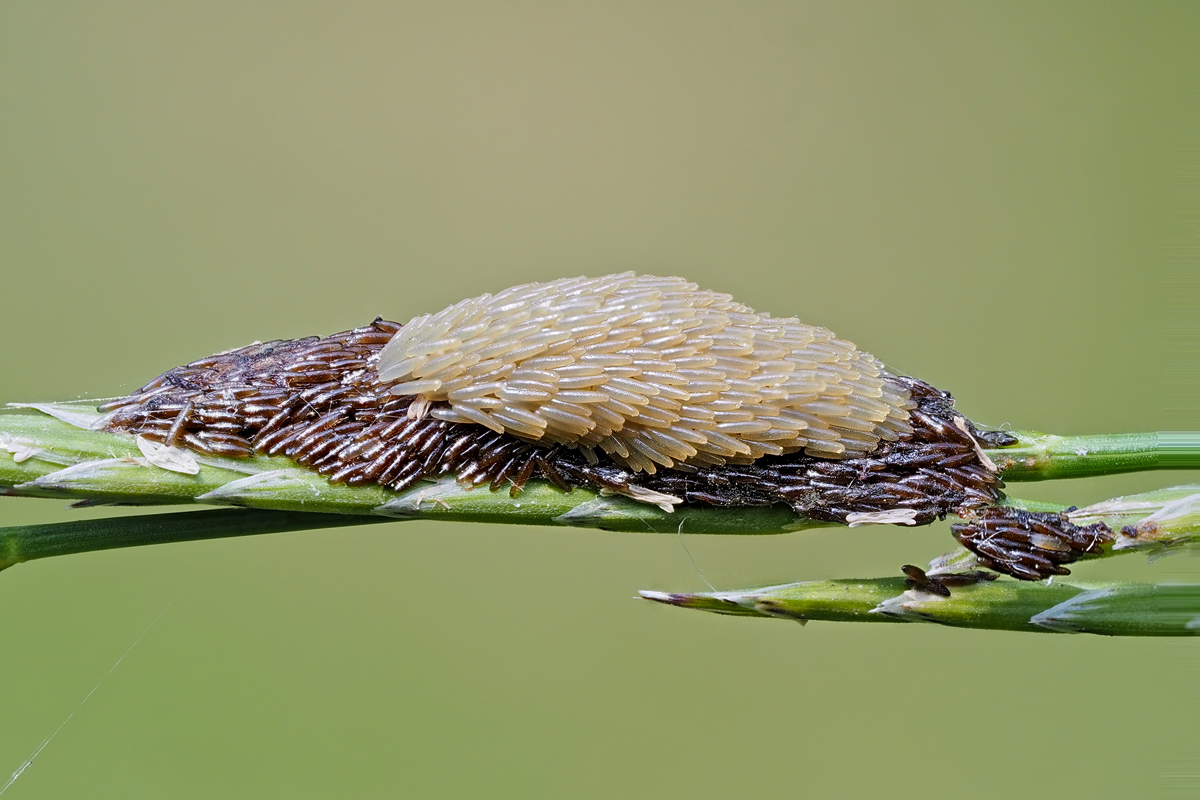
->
xmin=377 ymin=273 xmax=913 ymax=473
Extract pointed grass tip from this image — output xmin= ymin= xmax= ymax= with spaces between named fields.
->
xmin=638 ymin=589 xmax=809 ymax=623
xmin=638 ymin=589 xmax=738 ymax=612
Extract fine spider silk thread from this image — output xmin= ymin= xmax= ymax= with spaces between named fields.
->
xmin=0 ymin=604 xmax=171 ymax=796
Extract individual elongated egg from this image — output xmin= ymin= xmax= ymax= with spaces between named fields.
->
xmin=377 ymin=273 xmax=913 ymax=472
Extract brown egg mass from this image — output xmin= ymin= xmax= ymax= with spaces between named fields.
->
xmin=98 ymin=273 xmax=1043 ymax=577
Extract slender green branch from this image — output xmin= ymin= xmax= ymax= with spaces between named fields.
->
xmin=3 ymin=408 xmax=1198 ymax=515
xmin=0 ymin=509 xmax=391 ymax=571
xmin=4 ymin=481 xmax=1193 ymax=572
xmin=641 ymin=578 xmax=1200 ymax=636
xmin=5 ymin=409 xmax=1197 ymax=633
xmin=1 ymin=407 xmax=1198 ymax=571
xmin=988 ymin=430 xmax=1200 ymax=481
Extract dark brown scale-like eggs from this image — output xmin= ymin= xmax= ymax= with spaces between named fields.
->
xmin=98 ymin=273 xmax=1063 ymax=580
xmin=951 ymin=507 xmax=1115 ymax=581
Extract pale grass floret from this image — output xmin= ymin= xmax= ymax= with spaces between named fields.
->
xmin=378 ymin=273 xmax=913 ymax=473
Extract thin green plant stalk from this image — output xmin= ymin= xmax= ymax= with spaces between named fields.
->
xmin=987 ymin=430 xmax=1200 ymax=480
xmin=1 ymin=405 xmax=1198 ymax=573
xmin=0 ymin=509 xmax=390 ymax=571
xmin=1 ymin=481 xmax=1194 ymax=572
xmin=3 ymin=407 xmax=1199 ymax=637
xmin=639 ymin=578 xmax=1200 ymax=636
xmin=3 ymin=406 xmax=1199 ymax=518
xmin=638 ymin=488 xmax=1200 ymax=637
xmin=0 ymin=411 xmax=1196 ymax=577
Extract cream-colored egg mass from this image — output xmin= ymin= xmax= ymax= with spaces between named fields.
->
xmin=377 ymin=273 xmax=913 ymax=472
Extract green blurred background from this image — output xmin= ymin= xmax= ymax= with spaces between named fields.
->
xmin=2 ymin=2 xmax=1198 ymax=797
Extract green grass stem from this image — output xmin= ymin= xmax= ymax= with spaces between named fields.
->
xmin=641 ymin=578 xmax=1200 ymax=636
